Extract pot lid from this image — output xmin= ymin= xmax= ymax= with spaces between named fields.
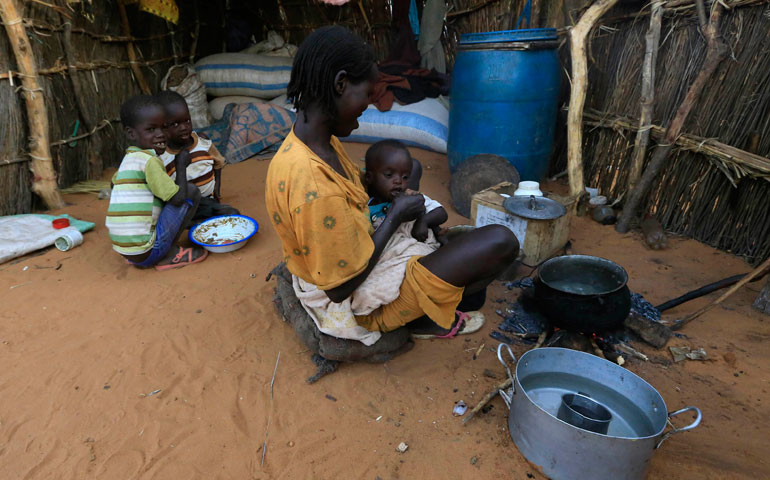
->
xmin=503 ymin=195 xmax=566 ymax=220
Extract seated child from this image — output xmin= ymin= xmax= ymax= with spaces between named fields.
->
xmin=364 ymin=139 xmax=448 ymax=241
xmin=105 ymin=94 xmax=207 ymax=270
xmin=155 ymin=90 xmax=240 ymax=222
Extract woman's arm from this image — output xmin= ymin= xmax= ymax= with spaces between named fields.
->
xmin=325 ymin=193 xmax=424 ymax=303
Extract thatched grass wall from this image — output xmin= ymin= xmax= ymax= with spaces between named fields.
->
xmin=548 ymin=2 xmax=770 ymax=264
xmin=260 ymin=0 xmax=535 ymax=65
xmin=0 ymin=0 xmax=192 ymax=215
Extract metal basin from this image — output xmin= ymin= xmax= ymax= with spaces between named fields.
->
xmin=498 ymin=346 xmax=701 ymax=480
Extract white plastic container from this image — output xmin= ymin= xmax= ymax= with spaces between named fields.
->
xmin=54 ymin=227 xmax=83 ymax=251
xmin=513 ymin=181 xmax=543 ymax=197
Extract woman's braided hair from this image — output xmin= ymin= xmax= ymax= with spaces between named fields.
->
xmin=288 ymin=25 xmax=375 ymax=121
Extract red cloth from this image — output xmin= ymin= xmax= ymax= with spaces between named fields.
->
xmin=371 ymin=71 xmax=411 ymax=112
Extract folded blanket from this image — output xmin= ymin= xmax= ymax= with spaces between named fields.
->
xmin=293 ymin=221 xmax=439 ymax=345
xmin=198 ymin=102 xmax=295 ymax=164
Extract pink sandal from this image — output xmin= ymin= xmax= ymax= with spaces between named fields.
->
xmin=154 ymin=246 xmax=208 ymax=271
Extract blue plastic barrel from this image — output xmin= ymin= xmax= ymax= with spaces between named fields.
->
xmin=448 ymin=29 xmax=560 ymax=180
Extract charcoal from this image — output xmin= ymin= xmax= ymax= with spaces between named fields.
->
xmin=630 ymin=293 xmax=661 ymax=322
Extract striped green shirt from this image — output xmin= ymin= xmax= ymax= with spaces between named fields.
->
xmin=105 ymin=147 xmax=179 ymax=255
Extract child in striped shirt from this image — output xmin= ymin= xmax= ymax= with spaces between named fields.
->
xmin=156 ymin=91 xmax=239 ymax=222
xmin=105 ymin=95 xmax=208 ymax=270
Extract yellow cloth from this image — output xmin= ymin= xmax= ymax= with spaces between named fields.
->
xmin=124 ymin=0 xmax=179 ymax=24
xmin=356 ymin=256 xmax=464 ymax=332
xmin=266 ymin=129 xmax=373 ymax=290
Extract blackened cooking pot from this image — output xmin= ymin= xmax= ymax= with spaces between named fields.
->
xmin=534 ymin=255 xmax=631 ymax=332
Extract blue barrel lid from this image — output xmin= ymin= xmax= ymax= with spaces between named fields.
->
xmin=459 ymin=28 xmax=558 ymax=44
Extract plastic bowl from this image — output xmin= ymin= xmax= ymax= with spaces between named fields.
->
xmin=189 ymin=214 xmax=258 ymax=253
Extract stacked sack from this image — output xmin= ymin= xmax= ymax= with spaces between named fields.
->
xmin=161 ymin=64 xmax=212 ymax=129
xmin=196 ymin=31 xmax=297 ymax=121
xmin=343 ymin=98 xmax=450 ymax=154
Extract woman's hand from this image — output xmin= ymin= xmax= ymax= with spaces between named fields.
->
xmin=389 ymin=192 xmax=425 ymax=223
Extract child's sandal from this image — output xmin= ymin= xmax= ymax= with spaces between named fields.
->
xmin=154 ymin=246 xmax=208 ymax=271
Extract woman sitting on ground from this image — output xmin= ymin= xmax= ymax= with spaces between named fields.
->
xmin=265 ymin=26 xmax=518 ymax=338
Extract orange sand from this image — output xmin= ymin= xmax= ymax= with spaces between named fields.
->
xmin=0 ymin=144 xmax=767 ymax=479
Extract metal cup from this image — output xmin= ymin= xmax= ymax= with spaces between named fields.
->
xmin=557 ymin=393 xmax=613 ymax=435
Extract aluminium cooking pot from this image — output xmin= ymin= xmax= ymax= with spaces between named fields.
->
xmin=497 ymin=344 xmax=701 ymax=480
xmin=534 ymin=254 xmax=631 ymax=332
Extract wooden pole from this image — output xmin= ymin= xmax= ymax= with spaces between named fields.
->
xmin=616 ymin=1 xmax=728 ymax=233
xmin=673 ymin=255 xmax=770 ymax=329
xmin=189 ymin=0 xmax=200 ymax=64
xmin=62 ymin=21 xmax=103 ymax=178
xmin=628 ymin=2 xmax=663 ymax=190
xmin=0 ymin=0 xmax=64 ymax=209
xmin=118 ymin=1 xmax=152 ymax=94
xmin=567 ymin=0 xmax=621 ymax=198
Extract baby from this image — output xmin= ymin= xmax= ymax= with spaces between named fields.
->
xmin=364 ymin=139 xmax=447 ymax=241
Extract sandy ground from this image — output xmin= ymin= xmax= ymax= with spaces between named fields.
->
xmin=0 ymin=143 xmax=768 ymax=480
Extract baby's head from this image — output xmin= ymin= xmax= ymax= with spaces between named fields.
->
xmin=365 ymin=140 xmax=412 ymax=203
xmin=156 ymin=90 xmax=192 ymax=149
xmin=120 ymin=94 xmax=166 ymax=154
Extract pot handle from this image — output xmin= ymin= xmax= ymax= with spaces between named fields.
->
xmin=497 ymin=343 xmax=517 ymax=409
xmin=656 ymin=406 xmax=702 ymax=448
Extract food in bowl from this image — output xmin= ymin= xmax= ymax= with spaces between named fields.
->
xmin=189 ymin=215 xmax=258 ymax=253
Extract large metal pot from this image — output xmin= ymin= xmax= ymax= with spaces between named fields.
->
xmin=534 ymin=254 xmax=631 ymax=332
xmin=497 ymin=345 xmax=701 ymax=480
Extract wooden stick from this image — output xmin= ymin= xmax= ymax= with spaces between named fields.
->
xmin=189 ymin=0 xmax=200 ymax=64
xmin=0 ymin=55 xmax=187 ymax=80
xmin=7 ymin=18 xmax=192 ymax=43
xmin=462 ymin=377 xmax=512 ymax=425
xmin=61 ymin=20 xmax=104 ymax=178
xmin=628 ymin=2 xmax=663 ymax=191
xmin=673 ymin=255 xmax=770 ymax=330
xmin=447 ymin=0 xmax=503 ymax=18
xmin=582 ymin=109 xmax=770 ymax=182
xmin=62 ymin=23 xmax=94 ymax=132
xmin=356 ymin=0 xmax=371 ymax=31
xmin=462 ymin=332 xmax=550 ymax=425
xmin=567 ymin=0 xmax=621 ymax=198
xmin=118 ymin=1 xmax=151 ymax=94
xmin=261 ymin=351 xmax=281 ymax=466
xmin=50 ymin=119 xmax=116 ymax=146
xmin=616 ymin=1 xmax=728 ymax=233
xmin=616 ymin=342 xmax=649 ymax=362
xmin=0 ymin=0 xmax=64 ymax=209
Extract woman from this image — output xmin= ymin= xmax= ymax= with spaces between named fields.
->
xmin=266 ymin=26 xmax=518 ymax=337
